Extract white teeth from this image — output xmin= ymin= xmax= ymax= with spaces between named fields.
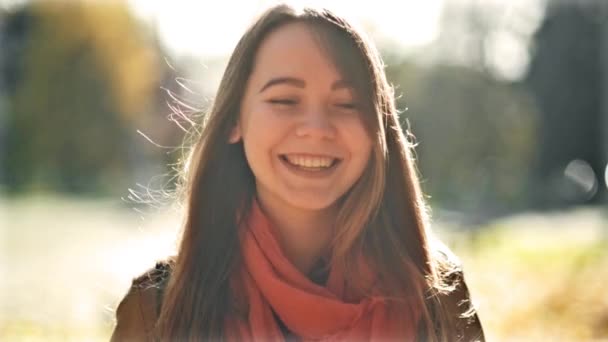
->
xmin=285 ymin=155 xmax=334 ymax=169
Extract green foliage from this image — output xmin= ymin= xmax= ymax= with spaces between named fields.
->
xmin=384 ymin=59 xmax=539 ymax=215
xmin=3 ymin=1 xmax=161 ymax=194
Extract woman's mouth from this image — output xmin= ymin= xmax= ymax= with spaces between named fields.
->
xmin=279 ymin=154 xmax=341 ymax=172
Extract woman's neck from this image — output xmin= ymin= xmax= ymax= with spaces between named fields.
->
xmin=256 ymin=194 xmax=336 ymax=275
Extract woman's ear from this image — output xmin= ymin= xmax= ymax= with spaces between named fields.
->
xmin=228 ymin=124 xmax=242 ymax=143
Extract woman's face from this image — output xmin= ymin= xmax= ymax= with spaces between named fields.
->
xmin=232 ymin=22 xmax=373 ymax=214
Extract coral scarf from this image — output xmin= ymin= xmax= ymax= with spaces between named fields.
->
xmin=226 ymin=202 xmax=420 ymax=341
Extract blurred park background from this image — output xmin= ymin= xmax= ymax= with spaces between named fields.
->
xmin=1 ymin=0 xmax=607 ymax=340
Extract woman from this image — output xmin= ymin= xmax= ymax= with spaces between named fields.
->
xmin=111 ymin=4 xmax=485 ymax=341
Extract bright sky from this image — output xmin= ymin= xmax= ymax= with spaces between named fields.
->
xmin=1 ymin=0 xmax=544 ymax=81
xmin=127 ymin=0 xmax=444 ymax=58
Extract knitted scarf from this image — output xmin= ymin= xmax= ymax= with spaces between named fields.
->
xmin=226 ymin=201 xmax=420 ymax=341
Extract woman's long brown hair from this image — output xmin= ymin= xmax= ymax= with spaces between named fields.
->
xmin=157 ymin=5 xmax=458 ymax=341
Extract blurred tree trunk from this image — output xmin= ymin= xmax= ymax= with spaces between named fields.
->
xmin=526 ymin=0 xmax=607 ymax=207
xmin=602 ymin=4 xmax=608 ymax=205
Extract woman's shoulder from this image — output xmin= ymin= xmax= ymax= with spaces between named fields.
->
xmin=131 ymin=259 xmax=174 ymax=290
xmin=110 ymin=259 xmax=174 ymax=342
xmin=429 ymin=240 xmax=485 ymax=341
xmin=429 ymin=238 xmax=470 ymax=289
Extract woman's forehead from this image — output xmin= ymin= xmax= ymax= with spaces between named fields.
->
xmin=250 ymin=22 xmax=345 ymax=84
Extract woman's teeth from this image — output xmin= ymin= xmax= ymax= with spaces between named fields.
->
xmin=284 ymin=155 xmax=335 ymax=169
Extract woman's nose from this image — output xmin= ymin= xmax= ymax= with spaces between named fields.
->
xmin=294 ymin=109 xmax=337 ymax=140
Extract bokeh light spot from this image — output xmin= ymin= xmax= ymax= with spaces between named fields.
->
xmin=564 ymin=159 xmax=597 ymax=201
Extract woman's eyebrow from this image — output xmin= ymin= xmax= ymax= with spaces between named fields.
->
xmin=258 ymin=77 xmax=353 ymax=93
xmin=259 ymin=77 xmax=305 ymax=93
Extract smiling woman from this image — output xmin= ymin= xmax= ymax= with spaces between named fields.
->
xmin=111 ymin=4 xmax=484 ymax=342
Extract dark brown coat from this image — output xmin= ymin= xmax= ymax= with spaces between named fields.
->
xmin=110 ymin=259 xmax=485 ymax=342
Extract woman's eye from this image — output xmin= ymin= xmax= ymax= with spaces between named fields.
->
xmin=268 ymin=99 xmax=298 ymax=106
xmin=336 ymin=103 xmax=358 ymax=110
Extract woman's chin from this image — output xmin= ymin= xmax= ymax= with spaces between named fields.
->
xmin=283 ymin=194 xmax=341 ymax=212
